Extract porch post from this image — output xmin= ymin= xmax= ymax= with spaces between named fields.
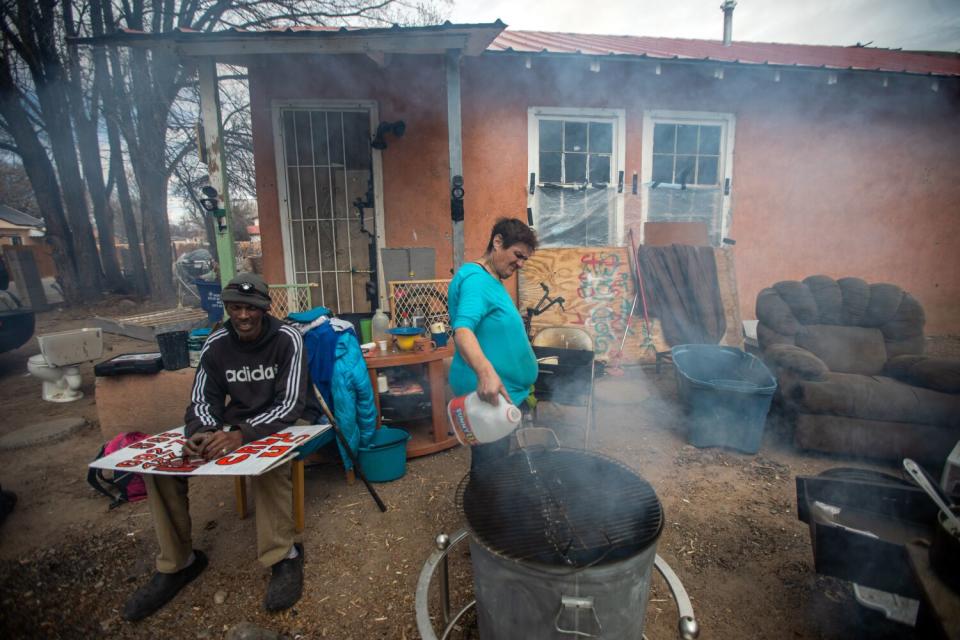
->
xmin=197 ymin=58 xmax=236 ymax=286
xmin=446 ymin=50 xmax=464 ymax=270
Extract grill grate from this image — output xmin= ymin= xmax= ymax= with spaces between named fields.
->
xmin=458 ymin=448 xmax=663 ymax=568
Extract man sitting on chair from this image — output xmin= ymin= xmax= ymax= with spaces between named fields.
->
xmin=124 ymin=273 xmax=309 ymax=621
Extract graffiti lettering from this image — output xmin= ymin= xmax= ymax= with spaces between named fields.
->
xmin=570 ymin=251 xmax=635 ymax=358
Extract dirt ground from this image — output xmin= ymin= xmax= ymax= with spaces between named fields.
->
xmin=0 ymin=301 xmax=955 ymax=639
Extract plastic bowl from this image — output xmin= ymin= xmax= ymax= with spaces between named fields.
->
xmin=387 ymin=327 xmax=424 ymax=336
xmin=388 ymin=327 xmax=423 ymax=352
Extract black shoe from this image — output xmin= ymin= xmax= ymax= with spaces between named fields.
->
xmin=0 ymin=488 xmax=17 ymax=527
xmin=122 ymin=550 xmax=208 ymax=622
xmin=264 ymin=543 xmax=304 ymax=612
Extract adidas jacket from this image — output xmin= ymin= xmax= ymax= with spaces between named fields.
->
xmin=185 ymin=315 xmax=308 ymax=442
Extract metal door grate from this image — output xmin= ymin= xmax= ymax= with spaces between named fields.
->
xmin=279 ymin=107 xmax=375 ymax=314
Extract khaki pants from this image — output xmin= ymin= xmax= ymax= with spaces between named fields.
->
xmin=145 ymin=462 xmax=294 ymax=573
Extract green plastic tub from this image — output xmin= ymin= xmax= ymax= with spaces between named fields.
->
xmin=358 ymin=427 xmax=411 ymax=482
xmin=671 ymin=344 xmax=777 ymax=454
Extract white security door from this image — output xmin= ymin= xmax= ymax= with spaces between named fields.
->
xmin=274 ymin=102 xmax=385 ymax=313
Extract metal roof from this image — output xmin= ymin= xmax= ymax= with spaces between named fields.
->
xmin=73 ymin=21 xmax=507 ymax=59
xmin=74 ymin=22 xmax=960 ymax=78
xmin=490 ymin=30 xmax=960 ymax=78
xmin=0 ymin=205 xmax=43 ymax=228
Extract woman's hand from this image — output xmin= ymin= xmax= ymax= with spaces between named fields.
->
xmin=476 ymin=366 xmax=510 ymax=406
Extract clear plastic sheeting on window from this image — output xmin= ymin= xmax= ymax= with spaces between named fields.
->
xmin=534 ymin=184 xmax=617 ymax=248
xmin=646 ymin=185 xmax=724 ymax=244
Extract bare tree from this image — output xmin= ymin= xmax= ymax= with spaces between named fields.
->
xmin=2 ymin=0 xmax=451 ymax=306
xmin=0 ymin=158 xmax=38 ymax=216
xmin=0 ymin=0 xmax=103 ymax=302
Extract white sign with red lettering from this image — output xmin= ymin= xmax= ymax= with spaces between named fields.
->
xmin=88 ymin=425 xmax=331 ymax=476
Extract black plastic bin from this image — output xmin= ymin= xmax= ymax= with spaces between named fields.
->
xmin=671 ymin=344 xmax=777 ymax=454
xmin=532 ymin=345 xmax=594 ymax=406
xmin=157 ymin=330 xmax=190 ymax=371
xmin=94 ymin=352 xmax=164 ymax=376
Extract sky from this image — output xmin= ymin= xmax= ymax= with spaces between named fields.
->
xmin=450 ymin=0 xmax=960 ymax=52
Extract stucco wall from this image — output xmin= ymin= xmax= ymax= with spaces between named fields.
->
xmin=249 ymin=54 xmax=452 ymax=288
xmin=249 ymin=54 xmax=960 ymax=333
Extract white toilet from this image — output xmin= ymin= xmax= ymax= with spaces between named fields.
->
xmin=27 ymin=328 xmax=104 ymax=402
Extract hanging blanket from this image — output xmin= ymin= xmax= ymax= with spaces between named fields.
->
xmin=637 ymin=244 xmax=726 ymax=346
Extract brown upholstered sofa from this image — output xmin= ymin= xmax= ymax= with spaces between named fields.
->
xmin=756 ymin=276 xmax=960 ymax=464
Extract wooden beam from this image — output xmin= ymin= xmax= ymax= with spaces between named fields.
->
xmin=197 ymin=58 xmax=236 ymax=285
xmin=177 ymin=33 xmax=473 ymax=58
xmin=365 ymin=50 xmax=388 ymax=67
xmin=446 ymin=49 xmax=464 ymax=270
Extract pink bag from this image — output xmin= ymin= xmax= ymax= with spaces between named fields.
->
xmin=88 ymin=432 xmax=149 ymax=508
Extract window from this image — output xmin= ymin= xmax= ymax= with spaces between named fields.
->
xmin=641 ymin=111 xmax=735 ymax=245
xmin=651 ymin=124 xmax=722 ymax=187
xmin=528 ymin=108 xmax=626 ymax=247
xmin=538 ymin=120 xmax=613 ymax=185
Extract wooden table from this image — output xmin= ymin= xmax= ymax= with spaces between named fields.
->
xmin=364 ymin=344 xmax=460 ymax=458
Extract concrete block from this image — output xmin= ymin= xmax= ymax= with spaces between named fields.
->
xmin=96 ymin=368 xmax=196 ymax=440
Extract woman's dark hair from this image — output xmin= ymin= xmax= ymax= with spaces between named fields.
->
xmin=485 ymin=217 xmax=539 ymax=253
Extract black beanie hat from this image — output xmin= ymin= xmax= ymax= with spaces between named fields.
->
xmin=220 ymin=273 xmax=271 ymax=310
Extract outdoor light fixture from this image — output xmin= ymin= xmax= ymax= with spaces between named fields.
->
xmin=199 ymin=185 xmax=227 ymax=232
xmin=371 ymin=120 xmax=406 ymax=150
xmin=450 ymin=174 xmax=465 ymax=222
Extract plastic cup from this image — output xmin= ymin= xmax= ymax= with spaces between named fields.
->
xmin=378 ymin=339 xmax=388 ymax=353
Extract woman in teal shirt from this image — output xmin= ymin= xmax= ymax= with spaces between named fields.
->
xmin=448 ymin=218 xmax=539 ymax=470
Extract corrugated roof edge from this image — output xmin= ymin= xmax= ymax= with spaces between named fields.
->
xmin=488 ymin=30 xmax=960 ymax=78
xmin=75 ymin=20 xmax=507 ymax=43
xmin=487 ymin=47 xmax=953 ymax=76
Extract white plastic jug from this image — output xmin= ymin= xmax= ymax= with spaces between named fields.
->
xmin=372 ymin=308 xmax=390 ymax=343
xmin=447 ymin=392 xmax=522 ymax=446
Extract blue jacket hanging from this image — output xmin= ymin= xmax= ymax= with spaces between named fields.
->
xmin=301 ymin=317 xmax=377 ymax=470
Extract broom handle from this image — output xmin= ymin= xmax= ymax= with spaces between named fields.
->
xmin=618 ymin=292 xmax=639 ymax=354
xmin=314 ymin=388 xmax=387 ymax=513
xmin=627 ymin=229 xmax=652 ymax=339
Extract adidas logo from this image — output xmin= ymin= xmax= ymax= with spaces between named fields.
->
xmin=225 ymin=364 xmax=279 ymax=382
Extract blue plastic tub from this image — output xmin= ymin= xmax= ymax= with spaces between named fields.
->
xmin=671 ymin=344 xmax=777 ymax=454
xmin=358 ymin=427 xmax=411 ymax=482
xmin=194 ymin=279 xmax=223 ymax=323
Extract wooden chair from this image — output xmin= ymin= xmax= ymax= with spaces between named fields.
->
xmin=531 ymin=327 xmax=597 ymax=448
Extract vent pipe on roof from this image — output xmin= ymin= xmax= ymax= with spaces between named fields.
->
xmin=721 ymin=0 xmax=736 ymax=46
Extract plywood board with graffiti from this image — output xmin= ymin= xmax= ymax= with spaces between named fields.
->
xmin=519 ymin=247 xmax=667 ymax=364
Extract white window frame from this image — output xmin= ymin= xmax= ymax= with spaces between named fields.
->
xmin=640 ymin=110 xmax=736 ymax=244
xmin=527 ymin=106 xmax=627 ymax=246
xmin=271 ymin=99 xmax=388 ymax=311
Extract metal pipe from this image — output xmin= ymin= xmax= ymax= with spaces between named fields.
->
xmin=721 ymin=0 xmax=737 ymax=46
xmin=654 ymin=555 xmax=700 ymax=639
xmin=436 ymin=533 xmax=451 ymax=624
xmin=416 ymin=529 xmax=470 ymax=640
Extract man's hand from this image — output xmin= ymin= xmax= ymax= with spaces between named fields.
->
xmin=182 ymin=432 xmax=214 ymax=459
xmin=200 ymin=430 xmax=244 ymax=461
xmin=476 ymin=366 xmax=510 ymax=406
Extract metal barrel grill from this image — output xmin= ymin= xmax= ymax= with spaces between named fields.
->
xmin=415 ymin=441 xmax=699 ymax=639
